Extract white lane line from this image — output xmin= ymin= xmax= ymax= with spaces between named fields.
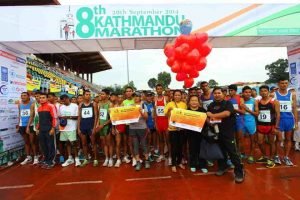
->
xmin=56 ymin=181 xmax=103 ymax=186
xmin=125 ymin=176 xmax=172 ymax=182
xmin=256 ymin=165 xmax=298 ymax=170
xmin=193 ymin=171 xmax=233 ymax=176
xmin=0 ymin=184 xmax=34 ymax=190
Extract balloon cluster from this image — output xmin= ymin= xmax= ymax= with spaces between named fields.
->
xmin=164 ymin=32 xmax=212 ymax=88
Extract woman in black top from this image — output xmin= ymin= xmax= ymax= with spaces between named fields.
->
xmin=187 ymin=95 xmax=208 ymax=173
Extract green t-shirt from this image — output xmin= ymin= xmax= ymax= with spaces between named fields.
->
xmin=123 ymin=99 xmax=135 ymax=107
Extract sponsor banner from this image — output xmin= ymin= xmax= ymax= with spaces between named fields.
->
xmin=169 ymin=108 xmax=207 ymax=132
xmin=0 ymin=45 xmax=26 ymax=154
xmin=288 ymin=45 xmax=300 ymax=107
xmin=110 ymin=106 xmax=141 ymax=125
xmin=26 ymin=78 xmax=41 ymax=91
xmin=67 ymin=87 xmax=76 ymax=95
xmin=50 ymin=82 xmax=62 ymax=93
xmin=0 ymin=4 xmax=299 ymax=42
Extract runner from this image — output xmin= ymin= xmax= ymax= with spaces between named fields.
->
xmin=256 ymin=85 xmax=280 ymax=168
xmin=251 ymin=88 xmax=261 ymax=101
xmin=186 ymin=95 xmax=208 ymax=173
xmin=78 ymin=90 xmax=98 ymax=167
xmin=71 ymin=97 xmax=77 ymax=104
xmin=274 ymin=78 xmax=298 ymax=166
xmin=143 ymin=92 xmax=156 ymax=162
xmin=200 ymin=81 xmax=214 ymax=111
xmin=164 ymin=90 xmax=187 ymax=173
xmin=129 ymin=92 xmax=150 ymax=171
xmin=77 ymin=95 xmax=84 ymax=105
xmin=154 ymin=84 xmax=170 ymax=164
xmin=206 ymin=87 xmax=245 ymax=183
xmin=96 ymin=89 xmax=113 ymax=167
xmin=228 ymin=84 xmax=246 ymax=158
xmin=59 ymin=94 xmax=80 ymax=167
xmin=110 ymin=93 xmax=125 ymax=167
xmin=241 ymin=86 xmax=259 ymax=164
xmin=121 ymin=86 xmax=135 ymax=166
xmin=36 ymin=93 xmax=57 ymax=169
xmin=17 ymin=92 xmax=38 ymax=165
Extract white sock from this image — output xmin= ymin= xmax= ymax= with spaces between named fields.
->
xmin=68 ymin=155 xmax=73 ymax=160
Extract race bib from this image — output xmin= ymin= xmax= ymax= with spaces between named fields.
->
xmin=100 ymin=109 xmax=108 ymax=120
xmin=233 ymin=104 xmax=239 ymax=110
xmin=258 ymin=110 xmax=271 ymax=123
xmin=203 ymin=100 xmax=213 ymax=110
xmin=21 ymin=109 xmax=30 ymax=117
xmin=156 ymin=106 xmax=165 ymax=116
xmin=82 ymin=107 xmax=92 ymax=118
xmin=245 ymin=104 xmax=253 ymax=114
xmin=279 ymin=101 xmax=292 ymax=112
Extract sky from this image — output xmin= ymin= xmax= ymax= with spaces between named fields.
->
xmin=59 ymin=0 xmax=289 ymax=89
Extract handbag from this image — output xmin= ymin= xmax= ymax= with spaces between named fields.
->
xmin=199 ymin=138 xmax=224 ymax=160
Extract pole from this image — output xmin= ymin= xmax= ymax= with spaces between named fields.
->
xmin=126 ymin=50 xmax=129 ymax=84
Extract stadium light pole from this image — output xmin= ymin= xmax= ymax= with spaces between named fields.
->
xmin=126 ymin=50 xmax=129 ymax=84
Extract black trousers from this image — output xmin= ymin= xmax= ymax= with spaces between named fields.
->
xmin=39 ymin=130 xmax=56 ymax=165
xmin=217 ymin=136 xmax=243 ymax=175
xmin=169 ymin=130 xmax=184 ymax=166
xmin=188 ymin=131 xmax=207 ymax=169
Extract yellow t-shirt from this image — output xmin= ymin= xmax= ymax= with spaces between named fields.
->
xmin=164 ymin=101 xmax=187 ymax=131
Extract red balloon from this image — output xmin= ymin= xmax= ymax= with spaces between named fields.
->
xmin=187 ymin=34 xmax=197 ymax=48
xmin=176 ymin=72 xmax=188 ymax=81
xmin=189 ymin=70 xmax=199 ymax=78
xmin=194 ymin=32 xmax=208 ymax=47
xmin=181 ymin=62 xmax=193 ymax=74
xmin=175 ymin=35 xmax=189 ymax=47
xmin=164 ymin=44 xmax=175 ymax=58
xmin=180 ymin=43 xmax=190 ymax=56
xmin=186 ymin=49 xmax=200 ymax=65
xmin=166 ymin=56 xmax=175 ymax=67
xmin=198 ymin=43 xmax=212 ymax=57
xmin=171 ymin=61 xmax=181 ymax=73
xmin=184 ymin=78 xmax=194 ymax=88
xmin=194 ymin=57 xmax=207 ymax=71
xmin=174 ymin=46 xmax=184 ymax=60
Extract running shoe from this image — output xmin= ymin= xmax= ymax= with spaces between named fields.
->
xmin=256 ymin=156 xmax=268 ymax=163
xmin=132 ymin=158 xmax=137 ymax=167
xmin=266 ymin=159 xmax=275 ymax=168
xmin=114 ymin=159 xmax=121 ymax=168
xmin=295 ymin=143 xmax=300 ymax=151
xmin=283 ymin=156 xmax=294 ymax=166
xmin=59 ymin=155 xmax=65 ymax=164
xmin=135 ymin=161 xmax=142 ymax=171
xmin=122 ymin=156 xmax=131 ymax=164
xmin=145 ymin=160 xmax=150 ymax=169
xmin=215 ymin=167 xmax=229 ymax=176
xmin=21 ymin=156 xmax=32 ymax=165
xmin=234 ymin=171 xmax=245 ymax=183
xmin=247 ymin=156 xmax=255 ymax=164
xmin=75 ymin=158 xmax=81 ymax=167
xmin=108 ymin=159 xmax=113 ymax=167
xmin=33 ymin=156 xmax=39 ymax=165
xmin=148 ymin=155 xmax=154 ymax=162
xmin=103 ymin=159 xmax=109 ymax=167
xmin=156 ymin=155 xmax=165 ymax=163
xmin=80 ymin=159 xmax=89 ymax=167
xmin=226 ymin=159 xmax=235 ymax=169
xmin=207 ymin=160 xmax=214 ymax=167
xmin=62 ymin=158 xmax=74 ymax=167
xmin=93 ymin=160 xmax=99 ymax=167
xmin=201 ymin=168 xmax=208 ymax=173
xmin=273 ymin=156 xmax=282 ymax=165
xmin=190 ymin=167 xmax=196 ymax=173
xmin=240 ymin=153 xmax=247 ymax=160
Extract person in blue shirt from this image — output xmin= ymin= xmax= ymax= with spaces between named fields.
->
xmin=274 ymin=78 xmax=298 ymax=166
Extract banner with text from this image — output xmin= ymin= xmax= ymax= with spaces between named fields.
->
xmin=110 ymin=106 xmax=141 ymax=125
xmin=169 ymin=108 xmax=207 ymax=132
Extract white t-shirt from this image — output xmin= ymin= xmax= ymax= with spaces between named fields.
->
xmin=59 ymin=103 xmax=78 ymax=131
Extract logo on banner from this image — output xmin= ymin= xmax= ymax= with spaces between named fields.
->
xmin=1 ymin=66 xmax=8 ymax=82
xmin=290 ymin=63 xmax=297 ymax=75
xmin=10 ymin=81 xmax=26 ymax=86
xmin=9 ymin=70 xmax=25 ymax=80
xmin=0 ymin=85 xmax=8 ymax=95
xmin=60 ymin=7 xmax=76 ymax=40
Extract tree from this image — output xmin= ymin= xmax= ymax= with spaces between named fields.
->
xmin=157 ymin=71 xmax=171 ymax=89
xmin=208 ymin=79 xmax=218 ymax=88
xmin=265 ymin=59 xmax=289 ymax=83
xmin=122 ymin=81 xmax=137 ymax=91
xmin=147 ymin=78 xmax=157 ymax=89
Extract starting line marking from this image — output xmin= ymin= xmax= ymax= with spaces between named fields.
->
xmin=256 ymin=165 xmax=298 ymax=170
xmin=125 ymin=176 xmax=172 ymax=182
xmin=56 ymin=181 xmax=103 ymax=186
xmin=0 ymin=184 xmax=34 ymax=190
